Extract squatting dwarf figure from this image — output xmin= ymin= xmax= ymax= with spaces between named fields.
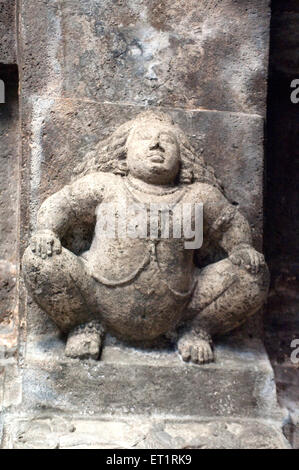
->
xmin=23 ymin=111 xmax=269 ymax=363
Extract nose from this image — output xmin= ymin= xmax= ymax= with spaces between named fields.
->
xmin=149 ymin=133 xmax=165 ymax=152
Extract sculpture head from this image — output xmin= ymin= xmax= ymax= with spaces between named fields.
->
xmin=74 ymin=110 xmax=221 ymax=190
xmin=126 ymin=116 xmax=181 ymax=185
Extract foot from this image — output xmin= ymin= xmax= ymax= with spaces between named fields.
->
xmin=65 ymin=320 xmax=105 ymax=360
xmin=178 ymin=328 xmax=214 ymax=364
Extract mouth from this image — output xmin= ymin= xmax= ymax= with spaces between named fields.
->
xmin=148 ymin=153 xmax=165 ymax=163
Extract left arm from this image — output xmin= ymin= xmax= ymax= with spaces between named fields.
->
xmin=202 ymin=185 xmax=265 ymax=273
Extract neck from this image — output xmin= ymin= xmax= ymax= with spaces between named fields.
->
xmin=127 ymin=175 xmax=177 ymax=195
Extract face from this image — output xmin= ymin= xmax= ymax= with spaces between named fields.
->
xmin=126 ymin=121 xmax=180 ymax=185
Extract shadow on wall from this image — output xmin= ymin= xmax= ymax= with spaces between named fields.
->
xmin=264 ymin=0 xmax=299 ymax=449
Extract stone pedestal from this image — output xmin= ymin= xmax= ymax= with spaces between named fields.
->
xmin=1 ymin=335 xmax=290 ymax=448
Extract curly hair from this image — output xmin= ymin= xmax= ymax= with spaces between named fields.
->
xmin=73 ymin=110 xmax=222 ymax=190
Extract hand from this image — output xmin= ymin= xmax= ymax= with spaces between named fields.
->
xmin=30 ymin=229 xmax=62 ymax=259
xmin=229 ymin=245 xmax=265 ymax=274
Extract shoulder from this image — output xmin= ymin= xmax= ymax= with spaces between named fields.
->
xmin=185 ymin=182 xmax=226 ymax=204
xmin=69 ymin=171 xmax=118 ymax=192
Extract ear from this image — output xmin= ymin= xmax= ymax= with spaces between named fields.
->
xmin=116 ymin=159 xmax=128 ymax=176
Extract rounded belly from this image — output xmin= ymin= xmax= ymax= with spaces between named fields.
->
xmin=94 ymin=263 xmax=191 ymax=342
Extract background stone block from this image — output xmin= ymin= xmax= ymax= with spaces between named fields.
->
xmin=19 ymin=0 xmax=270 ymax=115
xmin=0 ymin=65 xmax=19 ymax=337
xmin=0 ymin=0 xmax=16 ymax=64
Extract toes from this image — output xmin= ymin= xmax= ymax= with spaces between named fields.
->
xmin=204 ymin=344 xmax=214 ymax=363
xmin=193 ymin=342 xmax=214 ymax=365
xmin=179 ymin=344 xmax=191 ymax=362
xmin=178 ymin=336 xmax=215 ymax=365
xmin=203 ymin=346 xmax=211 ymax=363
xmin=191 ymin=346 xmax=199 ymax=364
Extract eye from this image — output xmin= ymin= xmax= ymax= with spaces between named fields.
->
xmin=160 ymin=134 xmax=176 ymax=144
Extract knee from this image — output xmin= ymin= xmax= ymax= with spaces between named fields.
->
xmin=22 ymin=246 xmax=41 ymax=272
xmin=238 ymin=262 xmax=270 ymax=309
xmin=22 ymin=245 xmax=66 ymax=289
xmin=22 ymin=246 xmax=54 ymax=276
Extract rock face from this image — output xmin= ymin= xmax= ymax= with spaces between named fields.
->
xmin=0 ymin=65 xmax=19 ymax=351
xmin=0 ymin=0 xmax=291 ymax=450
xmin=19 ymin=0 xmax=270 ymax=115
xmin=0 ymin=0 xmax=16 ymax=64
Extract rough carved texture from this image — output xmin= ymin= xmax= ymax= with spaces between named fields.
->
xmin=22 ymin=112 xmax=269 ymax=363
xmin=0 ymin=0 xmax=291 ymax=451
xmin=0 ymin=66 xmax=19 ymax=331
xmin=0 ymin=0 xmax=16 ymax=64
xmin=19 ymin=0 xmax=270 ymax=114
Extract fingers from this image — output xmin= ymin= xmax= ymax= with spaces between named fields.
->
xmin=30 ymin=232 xmax=61 ymax=258
xmin=251 ymin=251 xmax=260 ymax=274
xmin=230 ymin=253 xmax=241 ymax=266
xmin=53 ymin=237 xmax=62 ymax=254
xmin=41 ymin=237 xmax=48 ymax=259
xmin=30 ymin=236 xmax=37 ymax=253
xmin=191 ymin=346 xmax=199 ymax=364
xmin=230 ymin=248 xmax=266 ymax=274
xmin=197 ymin=343 xmax=214 ymax=364
xmin=46 ymin=239 xmax=53 ymax=257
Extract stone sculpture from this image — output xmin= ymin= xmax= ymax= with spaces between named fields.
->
xmin=22 ymin=111 xmax=269 ymax=363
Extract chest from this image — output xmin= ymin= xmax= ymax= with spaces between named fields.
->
xmin=94 ymin=198 xmax=202 ymax=244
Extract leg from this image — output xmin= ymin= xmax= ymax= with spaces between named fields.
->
xmin=22 ymin=246 xmax=106 ymax=358
xmin=178 ymin=257 xmax=269 ymax=364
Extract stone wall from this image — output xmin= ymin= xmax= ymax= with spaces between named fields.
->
xmin=1 ymin=0 xmax=296 ymax=450
xmin=18 ymin=0 xmax=270 ymax=341
xmin=0 ymin=65 xmax=19 ymax=338
xmin=0 ymin=0 xmax=17 ymax=64
xmin=0 ymin=0 xmax=19 ymax=353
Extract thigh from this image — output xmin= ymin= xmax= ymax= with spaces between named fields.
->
xmin=23 ymin=246 xmax=98 ymax=331
xmin=185 ymin=258 xmax=239 ymax=318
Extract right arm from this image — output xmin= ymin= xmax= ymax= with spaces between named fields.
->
xmin=30 ymin=172 xmax=110 ymax=258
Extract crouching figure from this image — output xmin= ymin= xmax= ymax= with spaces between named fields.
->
xmin=22 ymin=111 xmax=269 ymax=363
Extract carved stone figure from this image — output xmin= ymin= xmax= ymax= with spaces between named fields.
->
xmin=22 ymin=111 xmax=269 ymax=364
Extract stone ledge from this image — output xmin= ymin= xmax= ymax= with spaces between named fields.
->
xmin=1 ymin=414 xmax=290 ymax=449
xmin=21 ymin=336 xmax=285 ymax=421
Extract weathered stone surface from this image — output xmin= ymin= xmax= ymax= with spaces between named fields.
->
xmin=0 ymin=0 xmax=16 ymax=64
xmin=2 ymin=415 xmax=290 ymax=449
xmin=0 ymin=366 xmax=5 ymax=447
xmin=19 ymin=0 xmax=270 ymax=115
xmin=1 ymin=362 xmax=22 ymax=410
xmin=0 ymin=66 xmax=19 ymax=342
xmin=18 ymin=0 xmax=63 ymax=97
xmin=21 ymin=336 xmax=283 ymax=420
xmin=1 ymin=338 xmax=289 ymax=449
xmin=1 ymin=0 xmax=287 ymax=452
